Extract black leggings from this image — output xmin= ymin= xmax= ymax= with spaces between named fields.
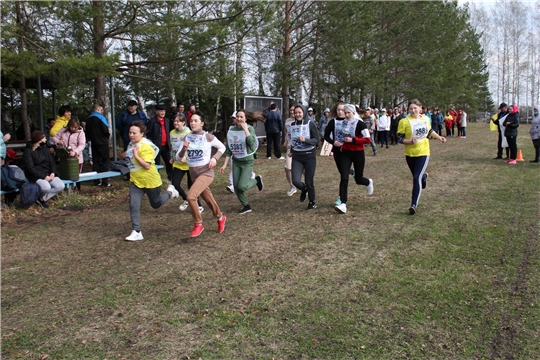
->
xmin=338 ymin=150 xmax=369 ymax=204
xmin=291 ymin=150 xmax=317 ymax=202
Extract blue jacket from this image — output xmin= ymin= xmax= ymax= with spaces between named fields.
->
xmin=116 ymin=109 xmax=148 ymax=141
xmin=264 ymin=109 xmax=283 ymax=133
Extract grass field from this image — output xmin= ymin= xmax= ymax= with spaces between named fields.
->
xmin=2 ymin=122 xmax=539 ymax=359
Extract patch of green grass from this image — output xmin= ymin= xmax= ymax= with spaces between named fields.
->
xmin=2 ymin=123 xmax=539 ymax=359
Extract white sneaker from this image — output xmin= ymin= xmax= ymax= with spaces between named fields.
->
xmin=335 ymin=203 xmax=347 ymax=214
xmin=287 ymin=186 xmax=297 ymax=196
xmin=278 ymin=156 xmax=285 ymax=160
xmin=179 ymin=200 xmax=189 ymax=211
xmin=367 ymin=178 xmax=374 ymax=195
xmin=125 ymin=230 xmax=144 ymax=241
xmin=199 ymin=206 xmax=204 ymax=213
xmin=167 ymin=185 xmax=180 ymax=198
xmin=226 ymin=184 xmax=235 ymax=193
xmin=251 ymin=172 xmax=256 ymax=180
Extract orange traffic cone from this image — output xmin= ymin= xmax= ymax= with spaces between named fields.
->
xmin=516 ymin=149 xmax=525 ymax=162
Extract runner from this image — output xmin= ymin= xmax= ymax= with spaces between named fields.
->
xmin=397 ymin=99 xmax=446 ymax=215
xmin=220 ymin=109 xmax=264 ymax=214
xmin=124 ymin=121 xmax=179 ymax=241
xmin=329 ymin=104 xmax=374 ymax=214
xmin=176 ymin=111 xmax=227 ymax=237
xmin=290 ymin=104 xmax=319 ymax=210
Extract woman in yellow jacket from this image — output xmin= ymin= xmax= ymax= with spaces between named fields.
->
xmin=397 ymin=99 xmax=446 ymax=215
xmin=49 ymin=105 xmax=72 ymax=137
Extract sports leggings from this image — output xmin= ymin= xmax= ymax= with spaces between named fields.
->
xmin=405 ymin=155 xmax=429 ymax=208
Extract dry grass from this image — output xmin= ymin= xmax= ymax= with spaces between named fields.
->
xmin=2 ymin=123 xmax=539 ymax=359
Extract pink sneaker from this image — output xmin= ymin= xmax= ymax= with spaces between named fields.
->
xmin=505 ymin=159 xmax=512 ymax=163
xmin=190 ymin=223 xmax=204 ymax=237
xmin=508 ymin=159 xmax=517 ymax=164
xmin=217 ymin=215 xmax=227 ymax=233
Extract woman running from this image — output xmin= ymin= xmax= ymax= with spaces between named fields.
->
xmin=124 ymin=121 xmax=179 ymax=241
xmin=327 ymin=104 xmax=374 ymax=214
xmin=290 ymin=104 xmax=319 ymax=210
xmin=220 ymin=109 xmax=264 ymax=214
xmin=176 ymin=111 xmax=226 ymax=237
xmin=397 ymin=99 xmax=446 ymax=215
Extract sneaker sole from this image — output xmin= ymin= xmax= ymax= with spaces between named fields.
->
xmin=238 ymin=209 xmax=252 ymax=215
xmin=409 ymin=207 xmax=416 ymax=215
xmin=334 ymin=206 xmax=346 ymax=214
xmin=287 ymin=190 xmax=297 ymax=196
xmin=191 ymin=228 xmax=204 ymax=237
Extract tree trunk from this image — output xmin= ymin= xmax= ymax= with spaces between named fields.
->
xmin=281 ymin=0 xmax=291 ymax=144
xmin=16 ymin=1 xmax=30 ymax=141
xmin=93 ymin=1 xmax=107 ymax=108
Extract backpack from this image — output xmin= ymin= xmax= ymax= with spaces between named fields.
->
xmin=19 ymin=181 xmax=42 ymax=207
xmin=1 ymin=164 xmax=26 ymax=191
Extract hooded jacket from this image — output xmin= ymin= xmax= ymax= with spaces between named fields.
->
xmin=290 ymin=104 xmax=319 ymax=153
xmin=530 ymin=105 xmax=540 ymax=140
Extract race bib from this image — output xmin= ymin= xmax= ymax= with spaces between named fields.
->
xmin=409 ymin=117 xmax=429 ymax=143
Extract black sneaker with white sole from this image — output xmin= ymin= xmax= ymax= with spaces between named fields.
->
xmin=307 ymin=202 xmax=317 ymax=210
xmin=255 ymin=175 xmax=264 ymax=191
xmin=238 ymin=205 xmax=252 ymax=214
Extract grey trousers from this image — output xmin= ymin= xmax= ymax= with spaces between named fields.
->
xmin=36 ymin=177 xmax=65 ymax=202
xmin=129 ymin=183 xmax=171 ymax=231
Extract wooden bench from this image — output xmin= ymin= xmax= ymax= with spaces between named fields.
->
xmin=62 ymin=165 xmax=164 ymax=193
xmin=1 ymin=165 xmax=165 ymax=197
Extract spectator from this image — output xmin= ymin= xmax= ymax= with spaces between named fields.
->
xmin=502 ymin=105 xmax=520 ymax=164
xmin=458 ymin=109 xmax=467 ymax=138
xmin=0 ymin=130 xmax=11 ymax=165
xmin=52 ymin=118 xmax=86 ymax=192
xmin=362 ymin=108 xmax=377 ymax=156
xmin=44 ymin=118 xmax=56 ymax=147
xmin=85 ymin=104 xmax=111 ymax=187
xmin=23 ymin=130 xmax=64 ymax=208
xmin=146 ymin=104 xmax=172 ymax=180
xmin=318 ymin=108 xmax=330 ymax=145
xmin=492 ymin=103 xmax=510 ymax=159
xmin=50 ymin=105 xmax=72 ymax=137
xmin=307 ymin=107 xmax=315 ymax=122
xmin=377 ymin=108 xmax=390 ymax=149
xmin=529 ymin=105 xmax=540 ymax=163
xmin=264 ymin=103 xmax=284 ymax=159
xmin=444 ymin=111 xmax=453 ymax=137
xmin=431 ymin=108 xmax=443 ymax=136
xmin=116 ymin=100 xmax=148 ymax=151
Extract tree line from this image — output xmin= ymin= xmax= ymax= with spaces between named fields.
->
xmin=1 ymin=1 xmax=492 ymax=140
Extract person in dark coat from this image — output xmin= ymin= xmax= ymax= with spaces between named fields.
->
xmin=146 ymin=104 xmax=172 ymax=179
xmin=116 ymin=100 xmax=148 ymax=151
xmin=22 ymin=130 xmax=64 ymax=208
xmin=502 ymin=104 xmax=520 ymax=164
xmin=264 ymin=103 xmax=283 ymax=159
xmin=86 ymin=104 xmax=111 ymax=186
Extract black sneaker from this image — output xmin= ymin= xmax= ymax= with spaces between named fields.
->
xmin=409 ymin=206 xmax=417 ymax=215
xmin=36 ymin=199 xmax=49 ymax=209
xmin=238 ymin=205 xmax=252 ymax=214
xmin=255 ymin=175 xmax=264 ymax=191
xmin=307 ymin=202 xmax=317 ymax=210
xmin=493 ymin=156 xmax=503 ymax=160
xmin=422 ymin=173 xmax=428 ymax=189
xmin=300 ymin=188 xmax=307 ymax=202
